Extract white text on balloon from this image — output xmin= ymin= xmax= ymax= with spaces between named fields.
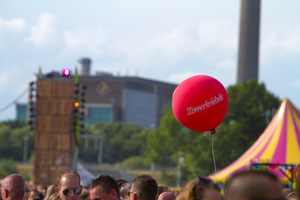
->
xmin=186 ymin=93 xmax=225 ymax=116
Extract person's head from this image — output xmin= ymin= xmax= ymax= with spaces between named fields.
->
xmin=29 ymin=189 xmax=40 ymax=198
xmin=37 ymin=185 xmax=47 ymax=198
xmin=119 ymin=182 xmax=131 ymax=200
xmin=224 ymin=170 xmax=284 ymax=200
xmin=297 ymin=173 xmax=300 ymax=200
xmin=282 ymin=188 xmax=292 ymax=197
xmin=89 ymin=175 xmax=120 ymax=200
xmin=130 ymin=174 xmax=158 ymax=200
xmin=116 ymin=179 xmax=127 ymax=188
xmin=1 ymin=174 xmax=26 ymax=200
xmin=157 ymin=185 xmax=168 ymax=196
xmin=45 ymin=185 xmax=57 ymax=200
xmin=55 ymin=170 xmax=82 ymax=200
xmin=158 ymin=192 xmax=175 ymax=200
xmin=49 ymin=193 xmax=61 ymax=200
xmin=80 ymin=189 xmax=90 ymax=200
xmin=286 ymin=192 xmax=297 ymax=200
xmin=176 ymin=176 xmax=221 ymax=200
xmin=28 ymin=197 xmax=42 ymax=200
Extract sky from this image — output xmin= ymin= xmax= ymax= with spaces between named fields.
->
xmin=0 ymin=0 xmax=299 ymax=121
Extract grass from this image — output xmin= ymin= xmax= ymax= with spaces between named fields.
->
xmin=17 ymin=163 xmax=33 ymax=180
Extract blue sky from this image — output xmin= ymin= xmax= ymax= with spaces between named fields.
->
xmin=0 ymin=0 xmax=299 ymax=121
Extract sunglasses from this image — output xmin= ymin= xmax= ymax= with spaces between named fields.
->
xmin=62 ymin=188 xmax=82 ymax=196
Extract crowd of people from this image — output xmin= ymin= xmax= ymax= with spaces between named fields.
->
xmin=1 ymin=170 xmax=299 ymax=200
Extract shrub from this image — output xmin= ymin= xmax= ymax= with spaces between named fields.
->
xmin=119 ymin=156 xmax=151 ymax=168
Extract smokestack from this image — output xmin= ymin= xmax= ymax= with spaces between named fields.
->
xmin=78 ymin=58 xmax=91 ymax=76
xmin=237 ymin=0 xmax=260 ymax=83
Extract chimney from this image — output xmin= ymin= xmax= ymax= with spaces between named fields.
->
xmin=78 ymin=58 xmax=91 ymax=76
xmin=237 ymin=0 xmax=260 ymax=83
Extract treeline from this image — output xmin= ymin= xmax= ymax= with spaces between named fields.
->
xmin=0 ymin=79 xmax=281 ymax=183
xmin=0 ymin=120 xmax=35 ymax=161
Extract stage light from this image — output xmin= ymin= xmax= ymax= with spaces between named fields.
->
xmin=62 ymin=69 xmax=71 ymax=76
xmin=74 ymin=102 xmax=80 ymax=108
xmin=28 ymin=81 xmax=36 ymax=130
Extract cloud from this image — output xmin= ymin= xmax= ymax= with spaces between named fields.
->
xmin=197 ymin=20 xmax=237 ymax=48
xmin=150 ymin=20 xmax=237 ymax=61
xmin=26 ymin=13 xmax=57 ymax=46
xmin=0 ymin=18 xmax=27 ymax=48
xmin=261 ymin=28 xmax=300 ymax=63
xmin=63 ymin=28 xmax=109 ymax=56
xmin=151 ymin=25 xmax=199 ymax=60
xmin=0 ymin=18 xmax=27 ymax=32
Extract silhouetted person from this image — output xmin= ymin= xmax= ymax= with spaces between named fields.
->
xmin=283 ymin=188 xmax=292 ymax=198
xmin=286 ymin=192 xmax=297 ymax=200
xmin=224 ymin=170 xmax=284 ymax=200
xmin=1 ymin=174 xmax=26 ymax=200
xmin=296 ymin=173 xmax=300 ymax=200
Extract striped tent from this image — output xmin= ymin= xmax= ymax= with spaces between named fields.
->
xmin=210 ymin=98 xmax=300 ymax=184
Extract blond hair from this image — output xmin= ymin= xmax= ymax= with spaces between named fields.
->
xmin=176 ymin=177 xmax=220 ymax=200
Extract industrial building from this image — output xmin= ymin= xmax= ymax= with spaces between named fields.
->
xmin=17 ymin=58 xmax=177 ymax=129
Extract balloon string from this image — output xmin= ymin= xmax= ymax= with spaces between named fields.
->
xmin=211 ymin=134 xmax=217 ymax=176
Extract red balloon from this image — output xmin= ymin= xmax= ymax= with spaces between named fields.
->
xmin=172 ymin=75 xmax=228 ymax=132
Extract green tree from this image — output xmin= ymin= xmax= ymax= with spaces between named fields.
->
xmin=145 ymin=107 xmax=185 ymax=166
xmin=0 ymin=159 xmax=18 ymax=178
xmin=160 ymin=170 xmax=177 ymax=187
xmin=145 ymin=80 xmax=281 ymax=180
xmin=145 ymin=107 xmax=213 ymax=180
xmin=118 ymin=156 xmax=151 ymax=168
xmin=213 ymin=79 xmax=281 ymax=168
xmin=0 ymin=120 xmax=34 ymax=161
xmin=84 ymin=122 xmax=149 ymax=164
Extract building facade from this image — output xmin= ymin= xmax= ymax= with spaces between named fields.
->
xmin=16 ymin=103 xmax=27 ymax=122
xmin=80 ymin=75 xmax=176 ymax=129
xmin=19 ymin=72 xmax=177 ymax=129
